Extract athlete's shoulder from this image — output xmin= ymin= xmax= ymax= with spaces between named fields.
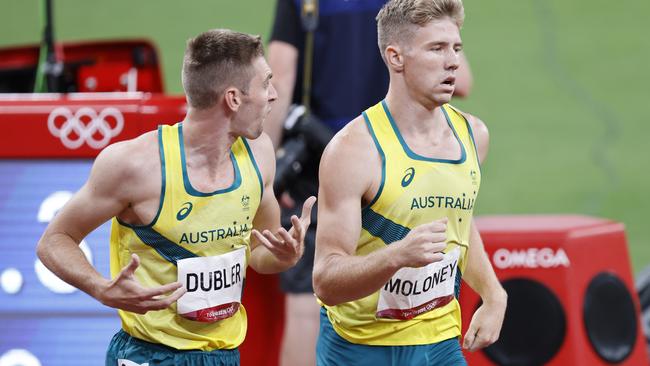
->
xmin=243 ymin=132 xmax=275 ymax=182
xmin=324 ymin=115 xmax=376 ymax=162
xmin=93 ymin=129 xmax=159 ymax=182
xmin=319 ymin=115 xmax=379 ymax=194
xmin=447 ymin=105 xmax=489 ymax=162
xmin=84 ymin=129 xmax=160 ymax=204
xmin=446 ymin=105 xmax=487 ymax=134
xmin=245 ymin=131 xmax=274 ymax=154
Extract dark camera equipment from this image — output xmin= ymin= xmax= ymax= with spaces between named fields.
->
xmin=273 ymin=104 xmax=334 ymax=196
xmin=273 ymin=0 xmax=328 ymax=198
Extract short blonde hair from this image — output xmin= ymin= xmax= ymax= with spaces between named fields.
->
xmin=182 ymin=29 xmax=264 ymax=109
xmin=376 ymin=0 xmax=465 ymax=56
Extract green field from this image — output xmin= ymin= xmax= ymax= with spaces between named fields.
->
xmin=2 ymin=0 xmax=649 ymax=272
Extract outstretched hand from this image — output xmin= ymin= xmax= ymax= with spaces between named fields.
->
xmin=252 ymin=196 xmax=316 ymax=266
xmin=98 ymin=254 xmax=186 ymax=314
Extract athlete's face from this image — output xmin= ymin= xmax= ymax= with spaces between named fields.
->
xmin=234 ymin=56 xmax=277 ymax=139
xmin=402 ymin=18 xmax=462 ymax=106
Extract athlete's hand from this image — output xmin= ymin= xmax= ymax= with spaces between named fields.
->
xmin=96 ymin=254 xmax=186 ymax=314
xmin=392 ymin=218 xmax=448 ymax=268
xmin=462 ymin=293 xmax=507 ymax=351
xmin=252 ymin=196 xmax=316 ymax=266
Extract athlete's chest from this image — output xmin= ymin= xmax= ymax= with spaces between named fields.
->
xmin=401 ymin=130 xmax=464 ymax=162
xmin=379 ymin=158 xmax=480 ymax=216
xmin=159 ymin=191 xmax=256 ymax=251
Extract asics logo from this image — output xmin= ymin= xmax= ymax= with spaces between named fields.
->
xmin=47 ymin=106 xmax=124 ymax=150
xmin=177 ymin=202 xmax=193 ymax=221
xmin=401 ymin=167 xmax=415 ymax=187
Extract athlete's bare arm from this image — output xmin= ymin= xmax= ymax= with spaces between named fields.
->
xmin=463 ymin=220 xmax=507 ymax=351
xmin=247 ymin=133 xmax=315 ymax=274
xmin=457 ymin=113 xmax=507 ymax=351
xmin=36 ymin=132 xmax=185 ymax=314
xmin=313 ymin=117 xmax=448 ymax=306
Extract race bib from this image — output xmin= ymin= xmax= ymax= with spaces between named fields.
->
xmin=177 ymin=248 xmax=246 ymax=322
xmin=376 ymin=247 xmax=461 ymax=320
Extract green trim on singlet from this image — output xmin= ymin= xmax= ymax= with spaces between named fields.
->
xmin=460 ymin=113 xmax=483 ymax=174
xmin=362 ymin=111 xmax=386 ymax=209
xmin=178 ymin=123 xmax=242 ymax=197
xmin=454 ymin=269 xmax=462 ymax=299
xmin=381 ymin=100 xmax=466 ymax=164
xmin=241 ymin=138 xmax=264 ymax=200
xmin=361 ymin=207 xmax=411 ymax=245
xmin=132 ymin=226 xmax=198 ymax=266
xmin=115 ymin=125 xmax=167 ymax=229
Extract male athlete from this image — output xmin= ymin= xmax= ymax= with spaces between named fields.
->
xmin=313 ymin=0 xmax=506 ymax=364
xmin=37 ymin=29 xmax=315 ymax=366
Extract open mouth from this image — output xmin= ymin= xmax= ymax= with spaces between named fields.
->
xmin=442 ymin=76 xmax=456 ymax=87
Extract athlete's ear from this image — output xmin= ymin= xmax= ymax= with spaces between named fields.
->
xmin=385 ymin=44 xmax=405 ymax=73
xmin=224 ymin=87 xmax=241 ymax=112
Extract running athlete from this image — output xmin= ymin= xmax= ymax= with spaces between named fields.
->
xmin=36 ymin=29 xmax=315 ymax=366
xmin=313 ymin=1 xmax=506 ymax=365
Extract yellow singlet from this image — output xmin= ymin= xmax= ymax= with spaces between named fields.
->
xmin=322 ymin=100 xmax=481 ymax=346
xmin=109 ymin=123 xmax=262 ymax=350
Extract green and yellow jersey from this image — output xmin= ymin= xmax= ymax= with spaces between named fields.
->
xmin=109 ymin=123 xmax=262 ymax=351
xmin=322 ymin=100 xmax=481 ymax=346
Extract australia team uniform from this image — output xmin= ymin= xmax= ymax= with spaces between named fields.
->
xmin=106 ymin=123 xmax=262 ymax=365
xmin=317 ymin=101 xmax=481 ymax=366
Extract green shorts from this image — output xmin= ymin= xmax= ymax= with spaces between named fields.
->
xmin=106 ymin=330 xmax=239 ymax=366
xmin=316 ymin=308 xmax=467 ymax=366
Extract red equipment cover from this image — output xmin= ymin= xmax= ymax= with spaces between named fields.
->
xmin=461 ymin=215 xmax=647 ymax=365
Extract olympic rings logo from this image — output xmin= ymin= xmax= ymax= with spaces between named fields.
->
xmin=47 ymin=107 xmax=124 ymax=149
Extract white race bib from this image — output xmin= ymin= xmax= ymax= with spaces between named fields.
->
xmin=177 ymin=248 xmax=246 ymax=322
xmin=376 ymin=247 xmax=460 ymax=320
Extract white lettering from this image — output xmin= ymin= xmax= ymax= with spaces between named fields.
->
xmin=492 ymin=248 xmax=570 ymax=269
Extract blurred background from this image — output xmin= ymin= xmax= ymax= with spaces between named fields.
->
xmin=1 ymin=0 xmax=649 ymax=365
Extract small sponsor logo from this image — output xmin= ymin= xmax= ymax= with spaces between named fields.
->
xmin=176 ymin=202 xmax=193 ymax=221
xmin=241 ymin=195 xmax=250 ymax=210
xmin=492 ymin=247 xmax=570 ymax=269
xmin=401 ymin=167 xmax=415 ymax=187
xmin=470 ymin=169 xmax=478 ymax=185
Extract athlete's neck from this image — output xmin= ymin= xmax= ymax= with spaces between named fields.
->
xmin=384 ymin=89 xmax=448 ymax=136
xmin=183 ymin=107 xmax=237 ymax=171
